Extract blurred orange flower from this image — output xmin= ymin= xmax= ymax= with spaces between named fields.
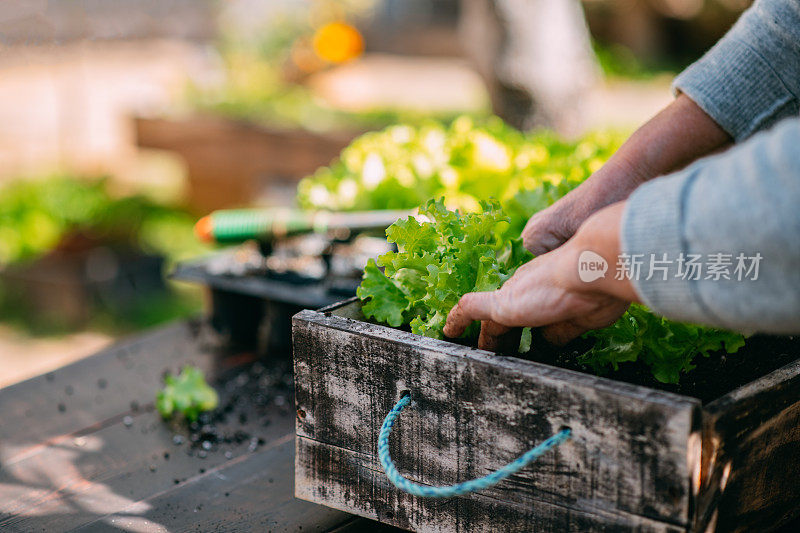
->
xmin=312 ymin=21 xmax=364 ymax=64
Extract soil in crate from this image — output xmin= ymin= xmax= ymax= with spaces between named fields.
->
xmin=353 ymin=311 xmax=798 ymax=404
xmin=522 ymin=332 xmax=798 ymax=403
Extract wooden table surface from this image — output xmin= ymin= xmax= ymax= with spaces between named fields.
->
xmin=0 ymin=320 xmax=401 ymax=532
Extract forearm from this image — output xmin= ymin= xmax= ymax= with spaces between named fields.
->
xmin=562 ymin=95 xmax=730 ymax=232
xmin=525 ymin=0 xmax=800 ymax=257
xmin=525 ymin=94 xmax=730 ymax=254
xmin=623 ymin=118 xmax=800 ymax=334
xmin=565 ymin=0 xmax=800 ymax=217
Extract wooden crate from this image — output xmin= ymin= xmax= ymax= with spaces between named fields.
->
xmin=0 ymin=244 xmax=165 ymax=328
xmin=134 ymin=115 xmax=358 ymax=213
xmin=292 ymin=299 xmax=800 ymax=532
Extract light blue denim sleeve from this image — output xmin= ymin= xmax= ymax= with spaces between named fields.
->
xmin=621 ymin=117 xmax=800 ymax=334
xmin=673 ymin=0 xmax=800 ymax=141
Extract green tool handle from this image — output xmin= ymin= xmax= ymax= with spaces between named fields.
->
xmin=197 ymin=208 xmax=411 ymax=243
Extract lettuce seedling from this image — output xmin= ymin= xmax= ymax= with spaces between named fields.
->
xmin=156 ymin=365 xmax=219 ymax=422
xmin=357 ymin=198 xmax=532 ymax=339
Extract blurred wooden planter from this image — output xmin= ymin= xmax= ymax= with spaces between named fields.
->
xmin=134 ymin=116 xmax=358 ymax=213
xmin=0 ymin=245 xmax=164 ymax=329
xmin=292 ymin=299 xmax=800 ymax=532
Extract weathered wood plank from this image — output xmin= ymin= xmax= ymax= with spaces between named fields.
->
xmin=0 ymin=400 xmax=293 ymax=531
xmin=0 ymin=320 xmax=219 ymax=459
xmin=695 ymin=358 xmax=800 ymax=532
xmin=293 ymin=304 xmax=700 ymax=530
xmin=0 ymin=319 xmax=353 ymax=531
xmin=69 ymin=436 xmax=350 ymax=533
xmin=296 ymin=436 xmax=685 ymax=533
xmin=327 ymin=517 xmax=408 ymax=532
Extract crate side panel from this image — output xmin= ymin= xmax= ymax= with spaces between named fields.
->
xmin=695 ymin=360 xmax=800 ymax=532
xmin=293 ymin=312 xmax=698 ymax=526
xmin=295 ymin=436 xmax=686 ymax=533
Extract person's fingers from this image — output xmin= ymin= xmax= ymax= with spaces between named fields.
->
xmin=541 ymin=320 xmax=590 ymax=345
xmin=444 ymin=292 xmax=496 ymax=338
xmin=478 ymin=320 xmax=511 ymax=351
xmin=521 ymin=210 xmax=570 ymax=256
xmin=544 ymin=298 xmax=631 ymax=345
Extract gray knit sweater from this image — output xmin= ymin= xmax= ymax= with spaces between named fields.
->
xmin=621 ymin=0 xmax=800 ymax=334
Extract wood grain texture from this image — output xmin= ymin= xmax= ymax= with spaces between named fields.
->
xmin=0 ymin=405 xmax=291 ymax=531
xmin=70 ymin=436 xmax=349 ymax=533
xmin=0 ymin=319 xmax=353 ymax=532
xmin=293 ymin=303 xmax=700 ymax=532
xmin=694 ymin=358 xmax=800 ymax=532
xmin=0 ymin=320 xmax=216 ymax=457
xmin=297 ymin=437 xmax=686 ymax=533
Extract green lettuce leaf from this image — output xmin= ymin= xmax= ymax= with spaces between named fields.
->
xmin=359 ymin=201 xmax=747 ymax=383
xmin=156 ymin=366 xmax=219 ymax=422
xmin=580 ymin=304 xmax=747 ymax=384
xmin=358 ymin=199 xmax=532 ymax=340
xmin=356 ymin=259 xmax=409 ymax=327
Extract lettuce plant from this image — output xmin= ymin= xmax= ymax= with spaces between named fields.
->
xmin=581 ymin=304 xmax=746 ymax=384
xmin=357 ymin=199 xmax=531 ymax=339
xmin=358 ymin=200 xmax=746 ymax=384
xmin=296 ymin=117 xmax=623 ymax=234
xmin=156 ymin=366 xmax=219 ymax=422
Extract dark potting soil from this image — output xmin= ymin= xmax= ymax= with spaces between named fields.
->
xmin=165 ymin=357 xmax=294 ymax=459
xmin=518 ymin=332 xmax=799 ymax=404
xmin=355 ymin=309 xmax=799 ymax=404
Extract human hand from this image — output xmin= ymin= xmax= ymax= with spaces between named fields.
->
xmin=444 ymin=202 xmax=638 ymax=350
xmin=521 ymin=155 xmax=645 ymax=255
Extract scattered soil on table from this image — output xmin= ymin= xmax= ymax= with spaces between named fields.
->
xmin=166 ymin=357 xmax=294 ymax=458
xmin=519 ymin=333 xmax=798 ymax=404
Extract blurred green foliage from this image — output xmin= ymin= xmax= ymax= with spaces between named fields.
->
xmin=0 ymin=283 xmax=205 ymax=337
xmin=0 ymin=176 xmax=208 ymax=267
xmin=0 ymin=176 xmax=211 ymax=335
xmin=296 ymin=115 xmax=625 ymax=234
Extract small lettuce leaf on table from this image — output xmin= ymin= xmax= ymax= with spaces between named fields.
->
xmin=156 ymin=365 xmax=219 ymax=422
xmin=357 ymin=198 xmax=532 ymax=340
xmin=580 ymin=304 xmax=746 ymax=384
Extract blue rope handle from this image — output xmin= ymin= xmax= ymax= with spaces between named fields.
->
xmin=378 ymin=394 xmax=572 ymax=498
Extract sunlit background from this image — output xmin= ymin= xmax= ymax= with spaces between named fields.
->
xmin=0 ymin=0 xmax=750 ymax=386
